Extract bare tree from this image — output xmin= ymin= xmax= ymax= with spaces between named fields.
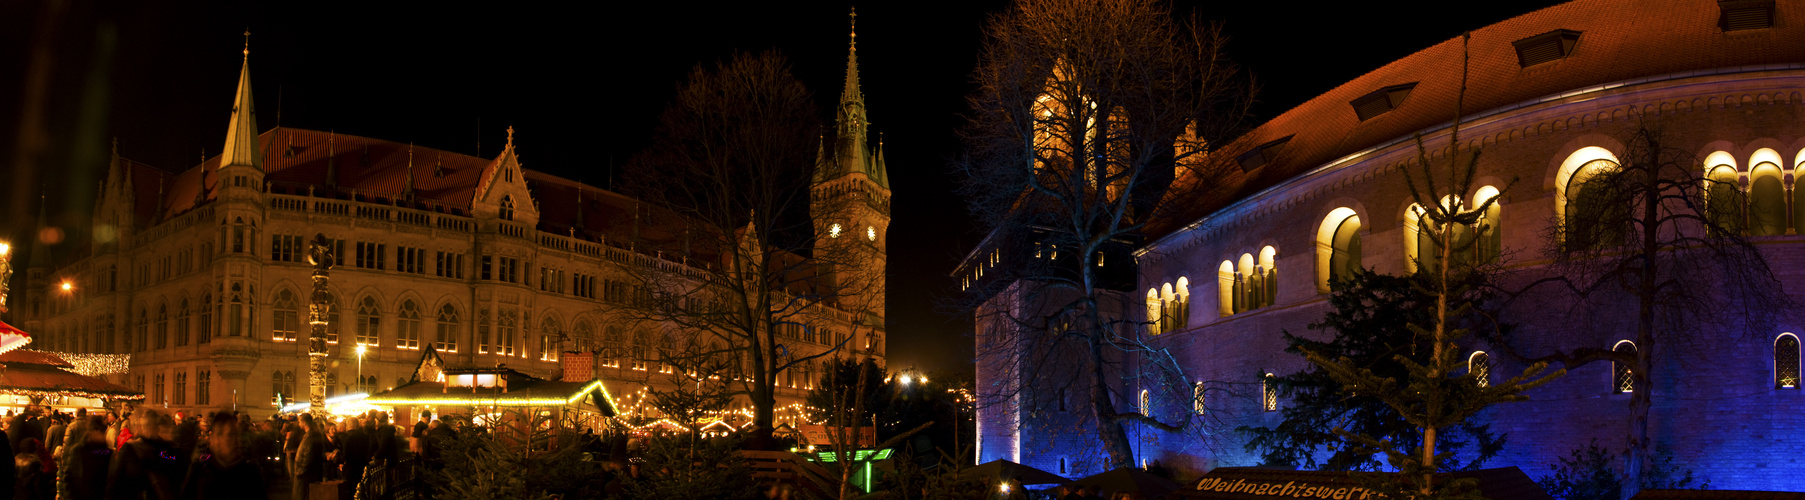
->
xmin=618 ymin=50 xmax=883 ymax=448
xmin=957 ymin=0 xmax=1254 ymax=469
xmin=1490 ymin=122 xmax=1794 ymax=498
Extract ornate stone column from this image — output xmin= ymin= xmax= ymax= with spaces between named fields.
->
xmin=306 ymin=234 xmax=336 ymax=417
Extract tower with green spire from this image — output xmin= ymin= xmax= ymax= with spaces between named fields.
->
xmin=812 ymin=8 xmax=890 ymax=354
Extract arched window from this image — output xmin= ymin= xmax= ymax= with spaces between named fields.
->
xmin=499 ymin=195 xmax=515 ymax=221
xmin=435 ymin=304 xmax=460 ymax=352
xmin=1777 ymin=333 xmax=1801 ymax=389
xmin=271 ymin=371 xmax=285 ymax=403
xmin=498 ymin=308 xmax=518 ymax=356
xmin=1468 ymin=351 xmax=1491 ymax=388
xmin=1160 ymin=283 xmax=1175 ymax=333
xmin=1704 ymin=164 xmax=1745 ymax=236
xmin=1564 ymin=159 xmax=1626 ymax=251
xmin=1749 ymin=162 xmax=1785 ymax=236
xmin=541 ymin=318 xmax=562 ymax=361
xmin=232 ymin=217 xmax=246 ymax=253
xmin=1225 ymin=248 xmax=1279 ymax=316
xmin=1262 ymin=373 xmax=1278 ymax=412
xmin=133 ymin=308 xmax=146 ymax=352
xmin=1192 ymin=382 xmax=1206 ymax=415
xmin=1613 ymin=340 xmax=1637 ymax=394
xmin=1174 ymin=277 xmax=1190 ymax=328
xmin=355 ymin=296 xmax=381 ymax=347
xmin=573 ymin=322 xmax=594 ymax=353
xmin=228 ymin=283 xmax=245 ymax=337
xmin=1216 ymin=261 xmax=1235 ymax=316
xmin=1317 ymin=208 xmax=1362 ymax=291
xmin=1145 ymin=288 xmax=1163 ymax=335
xmin=176 ymin=299 xmax=191 ymax=347
xmin=199 ymin=293 xmax=212 ymax=345
xmin=1138 ymin=389 xmax=1151 ymax=414
xmin=155 ymin=304 xmax=168 ymax=349
xmin=397 ymin=300 xmax=421 ymax=350
xmin=631 ymin=329 xmax=651 ymax=370
xmin=272 ymin=290 xmax=298 ymax=342
xmin=1473 ymin=186 xmax=1503 ymax=265
xmin=604 ymin=325 xmax=624 ymax=367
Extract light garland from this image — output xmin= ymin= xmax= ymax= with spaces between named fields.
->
xmin=43 ymin=352 xmax=130 ymax=377
xmin=0 ymin=388 xmax=143 ymax=401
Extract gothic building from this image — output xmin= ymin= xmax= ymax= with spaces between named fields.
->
xmin=18 ymin=25 xmax=890 ymax=421
xmin=970 ymin=0 xmax=1805 ymax=491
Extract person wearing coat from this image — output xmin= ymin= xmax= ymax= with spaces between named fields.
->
xmin=179 ymin=412 xmax=267 ymax=500
xmin=64 ymin=416 xmax=111 ymax=500
xmin=106 ymin=409 xmax=182 ymax=500
xmin=291 ymin=415 xmax=327 ymax=500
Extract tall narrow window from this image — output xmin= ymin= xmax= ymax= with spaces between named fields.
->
xmin=435 ymin=304 xmax=460 ymax=352
xmin=155 ymin=305 xmax=168 ymax=349
xmin=499 ymin=309 xmax=518 ymax=356
xmin=477 ymin=308 xmax=491 ymax=354
xmin=175 ymin=299 xmax=191 ymax=347
xmin=1749 ymin=163 xmax=1786 ymax=236
xmin=1145 ymin=289 xmax=1163 ymax=335
xmin=1193 ymin=382 xmax=1206 ymax=415
xmin=272 ymin=371 xmax=284 ymax=403
xmin=132 ymin=309 xmax=145 ymax=352
xmin=173 ymin=371 xmax=187 ymax=405
xmin=572 ymin=322 xmax=594 ymax=353
xmin=199 ymin=293 xmax=212 ymax=344
xmin=1613 ymin=341 xmax=1637 ymax=393
xmin=1262 ymin=374 xmax=1279 ymax=412
xmin=356 ymin=296 xmax=381 ymax=347
xmin=397 ymin=300 xmax=420 ymax=350
xmin=196 ymin=371 xmax=211 ymax=405
xmin=1705 ymin=165 xmax=1744 ymax=236
xmin=1138 ymin=389 xmax=1151 ymax=414
xmin=1317 ymin=208 xmax=1362 ymax=291
xmin=154 ymin=373 xmax=166 ymax=405
xmin=499 ymin=195 xmax=515 ymax=221
xmin=272 ymin=290 xmax=298 ymax=342
xmin=1469 ymin=351 xmax=1491 ymax=388
xmin=541 ymin=319 xmax=561 ymax=361
xmin=1777 ymin=333 xmax=1801 ymax=389
xmin=229 ymin=283 xmax=245 ymax=336
xmin=1564 ymin=159 xmax=1625 ymax=252
xmin=1174 ymin=278 xmax=1190 ymax=328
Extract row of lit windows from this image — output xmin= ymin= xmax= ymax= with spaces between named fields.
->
xmin=133 ymin=370 xmax=210 ymax=407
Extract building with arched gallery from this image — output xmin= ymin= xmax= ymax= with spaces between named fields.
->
xmin=13 ymin=28 xmax=891 ymax=423
xmin=971 ymin=0 xmax=1805 ymax=491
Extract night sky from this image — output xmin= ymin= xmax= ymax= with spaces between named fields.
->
xmin=0 ymin=1 xmax=1561 ymax=374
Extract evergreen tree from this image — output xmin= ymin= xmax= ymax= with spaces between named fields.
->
xmin=1243 ymin=270 xmax=1505 ymax=472
xmin=1295 ymin=33 xmax=1562 ymax=499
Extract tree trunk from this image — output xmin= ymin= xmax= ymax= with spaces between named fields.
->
xmin=1623 ymin=134 xmax=1662 ymax=499
xmin=1089 ymin=333 xmax=1136 ymax=469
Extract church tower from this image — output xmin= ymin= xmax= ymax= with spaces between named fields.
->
xmin=812 ymin=9 xmax=890 ymax=354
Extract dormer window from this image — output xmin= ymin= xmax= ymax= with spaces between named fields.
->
xmin=1719 ymin=0 xmax=1775 ymax=31
xmin=500 ymin=195 xmax=515 ymax=221
xmin=1236 ymin=135 xmax=1293 ymax=172
xmin=1512 ymin=29 xmax=1582 ymax=67
xmin=1349 ymin=83 xmax=1417 ymax=121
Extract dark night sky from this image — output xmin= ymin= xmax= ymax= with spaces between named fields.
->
xmin=0 ymin=1 xmax=1562 ymax=374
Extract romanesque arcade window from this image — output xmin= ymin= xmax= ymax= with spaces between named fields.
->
xmin=1704 ymin=162 xmax=1745 ymax=236
xmin=1612 ymin=340 xmax=1636 ymax=394
xmin=1563 ymin=158 xmax=1625 ymax=252
xmin=356 ymin=296 xmax=381 ymax=347
xmin=1316 ymin=208 xmax=1362 ymax=292
xmin=397 ymin=300 xmax=421 ymax=350
xmin=1406 ymin=187 xmax=1502 ymax=274
xmin=1468 ymin=351 xmax=1491 ymax=388
xmin=1748 ymin=162 xmax=1786 ymax=236
xmin=1219 ymin=247 xmax=1277 ymax=316
xmin=272 ymin=290 xmax=298 ymax=342
xmin=435 ymin=304 xmax=460 ymax=352
xmin=1145 ymin=278 xmax=1191 ymax=334
xmin=1777 ymin=333 xmax=1801 ymax=389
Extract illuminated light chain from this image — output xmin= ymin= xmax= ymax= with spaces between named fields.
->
xmin=0 ymin=388 xmax=144 ymax=401
xmin=41 ymin=352 xmax=130 ymax=377
xmin=363 ymin=380 xmax=614 ymax=409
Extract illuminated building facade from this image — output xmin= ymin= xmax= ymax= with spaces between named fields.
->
xmin=971 ymin=0 xmax=1805 ymax=490
xmin=19 ymin=27 xmax=890 ymax=422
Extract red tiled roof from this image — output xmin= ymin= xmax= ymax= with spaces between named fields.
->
xmin=1152 ymin=0 xmax=1805 ymax=239
xmin=0 ymin=364 xmax=139 ymax=397
xmin=0 ymin=350 xmax=72 ymax=369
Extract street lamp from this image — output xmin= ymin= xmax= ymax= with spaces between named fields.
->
xmin=355 ymin=344 xmax=367 ymax=393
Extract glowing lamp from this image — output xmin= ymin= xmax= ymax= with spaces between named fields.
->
xmin=899 ymin=375 xmax=912 ymax=386
xmin=355 ymin=345 xmax=367 ymax=356
xmin=0 ymin=242 xmax=9 ymax=256
xmin=999 ymin=483 xmax=1011 ymax=493
xmin=59 ymin=281 xmax=72 ymax=292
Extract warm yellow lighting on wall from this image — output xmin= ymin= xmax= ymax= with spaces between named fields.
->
xmin=59 ymin=282 xmax=72 ymax=292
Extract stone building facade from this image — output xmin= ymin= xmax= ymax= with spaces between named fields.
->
xmin=18 ymin=29 xmax=890 ymax=422
xmin=973 ymin=0 xmax=1805 ymax=491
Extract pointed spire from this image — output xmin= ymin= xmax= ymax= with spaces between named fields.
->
xmin=874 ymin=133 xmax=889 ymax=189
xmin=812 ymin=134 xmax=826 ymax=184
xmin=828 ymin=8 xmax=871 ymax=183
xmin=221 ymin=29 xmax=261 ymax=170
xmin=842 ymin=8 xmax=863 ymax=105
xmin=403 ymin=144 xmax=416 ymax=202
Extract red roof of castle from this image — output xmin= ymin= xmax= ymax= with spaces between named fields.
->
xmin=1152 ymin=0 xmax=1805 ymax=239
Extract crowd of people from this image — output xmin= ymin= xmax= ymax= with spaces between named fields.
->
xmin=0 ymin=404 xmax=457 ymax=500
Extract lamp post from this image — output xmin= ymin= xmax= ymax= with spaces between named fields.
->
xmin=356 ymin=344 xmax=367 ymax=393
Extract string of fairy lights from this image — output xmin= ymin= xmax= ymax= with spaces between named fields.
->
xmin=44 ymin=352 xmax=131 ymax=377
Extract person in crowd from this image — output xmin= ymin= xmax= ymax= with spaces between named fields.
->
xmin=64 ymin=416 xmax=110 ymax=500
xmin=6 ymin=407 xmax=40 ymax=455
xmin=338 ymin=417 xmax=370 ymax=498
xmin=411 ymin=411 xmax=431 ymax=456
xmin=53 ymin=411 xmax=86 ymax=500
xmin=370 ymin=413 xmax=399 ymax=467
xmin=292 ymin=415 xmax=326 ymax=500
xmin=281 ymin=420 xmax=300 ymax=476
xmin=14 ymin=437 xmax=52 ymax=500
xmin=42 ymin=414 xmax=64 ymax=457
xmin=179 ymin=411 xmax=266 ymax=500
xmin=110 ymin=412 xmax=132 ymax=451
xmin=106 ymin=409 xmax=182 ymax=500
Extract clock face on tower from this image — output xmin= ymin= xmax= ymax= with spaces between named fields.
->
xmin=829 ymin=223 xmax=842 ymax=238
xmin=867 ymin=226 xmax=876 ymax=241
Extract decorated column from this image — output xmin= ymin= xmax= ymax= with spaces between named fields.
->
xmin=306 ymin=234 xmax=336 ymax=417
